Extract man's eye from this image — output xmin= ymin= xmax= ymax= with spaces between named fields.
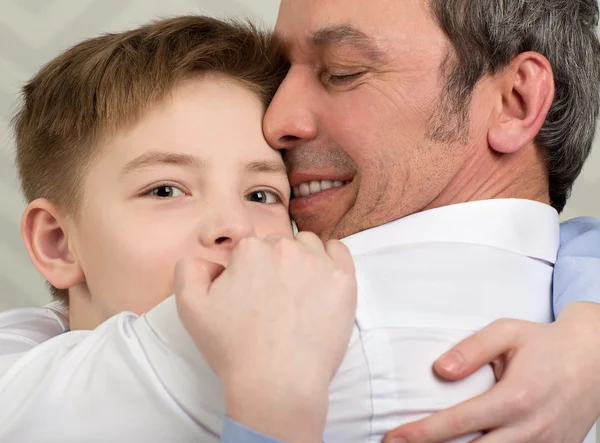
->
xmin=327 ymin=71 xmax=366 ymax=85
xmin=245 ymin=190 xmax=280 ymax=204
xmin=149 ymin=185 xmax=185 ymax=198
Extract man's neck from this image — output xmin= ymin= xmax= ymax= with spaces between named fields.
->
xmin=425 ymin=144 xmax=550 ymax=212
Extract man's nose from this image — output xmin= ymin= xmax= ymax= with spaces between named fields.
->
xmin=263 ymin=69 xmax=319 ymax=150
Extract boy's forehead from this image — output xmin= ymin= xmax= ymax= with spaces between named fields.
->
xmin=89 ymin=80 xmax=286 ymax=182
xmin=99 ymin=77 xmax=271 ymax=160
xmin=119 ymin=150 xmax=286 ymax=178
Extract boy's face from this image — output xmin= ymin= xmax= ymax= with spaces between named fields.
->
xmin=67 ymin=76 xmax=292 ymax=327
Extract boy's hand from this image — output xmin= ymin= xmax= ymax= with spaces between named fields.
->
xmin=175 ymin=232 xmax=357 ymax=443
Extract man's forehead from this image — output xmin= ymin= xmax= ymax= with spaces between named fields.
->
xmin=274 ymin=23 xmax=385 ymax=60
xmin=274 ymin=0 xmax=437 ymax=55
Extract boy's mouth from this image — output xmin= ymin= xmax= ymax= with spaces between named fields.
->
xmin=292 ymin=180 xmax=352 ymax=198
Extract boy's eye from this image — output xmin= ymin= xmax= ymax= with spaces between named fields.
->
xmin=245 ymin=190 xmax=280 ymax=204
xmin=150 ymin=185 xmax=184 ymax=198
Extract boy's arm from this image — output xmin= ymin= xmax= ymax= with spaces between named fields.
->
xmin=0 ymin=297 xmax=225 ymax=442
xmin=0 ymin=303 xmax=321 ymax=443
xmin=553 ymin=217 xmax=600 ymax=316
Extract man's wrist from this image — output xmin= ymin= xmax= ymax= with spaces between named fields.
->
xmin=556 ymin=302 xmax=600 ymax=336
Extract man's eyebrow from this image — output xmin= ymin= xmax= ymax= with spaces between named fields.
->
xmin=309 ymin=24 xmax=385 ymax=59
xmin=122 ymin=151 xmax=203 ymax=176
xmin=243 ymin=159 xmax=287 ymax=177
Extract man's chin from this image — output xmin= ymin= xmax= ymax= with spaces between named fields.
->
xmin=290 ymin=189 xmax=357 ymax=240
xmin=291 ymin=214 xmax=342 ymax=240
xmin=293 ymin=215 xmax=363 ymax=241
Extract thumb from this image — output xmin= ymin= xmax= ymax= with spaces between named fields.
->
xmin=174 ymin=256 xmax=222 ymax=318
xmin=433 ymin=319 xmax=521 ymax=381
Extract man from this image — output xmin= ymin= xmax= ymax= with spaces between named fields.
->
xmin=177 ymin=0 xmax=600 ymax=442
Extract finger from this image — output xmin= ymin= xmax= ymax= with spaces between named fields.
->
xmin=174 ymin=256 xmax=217 ymax=317
xmin=294 ymin=231 xmax=327 ymax=256
xmin=469 ymin=427 xmax=524 ymax=443
xmin=383 ymin=384 xmax=515 ymax=443
xmin=324 ymin=239 xmax=355 ymax=275
xmin=229 ymin=236 xmax=266 ymax=268
xmin=263 ymin=232 xmax=292 ymax=245
xmin=434 ymin=319 xmax=525 ymax=380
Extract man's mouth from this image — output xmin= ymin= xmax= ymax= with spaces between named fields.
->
xmin=292 ymin=180 xmax=352 ymax=198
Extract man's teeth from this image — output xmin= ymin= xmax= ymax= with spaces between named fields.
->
xmin=293 ymin=180 xmax=349 ymax=198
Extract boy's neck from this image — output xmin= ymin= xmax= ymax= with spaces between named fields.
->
xmin=68 ymin=295 xmax=100 ymax=330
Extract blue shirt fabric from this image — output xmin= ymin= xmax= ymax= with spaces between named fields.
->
xmin=221 ymin=217 xmax=600 ymax=443
xmin=554 ymin=217 xmax=600 ymax=317
xmin=221 ymin=418 xmax=284 ymax=443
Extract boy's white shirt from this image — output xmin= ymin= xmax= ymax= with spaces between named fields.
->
xmin=0 ymin=301 xmax=68 ymax=354
xmin=0 ymin=199 xmax=596 ymax=443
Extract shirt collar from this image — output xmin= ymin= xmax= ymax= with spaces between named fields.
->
xmin=341 ymin=199 xmax=559 ymax=264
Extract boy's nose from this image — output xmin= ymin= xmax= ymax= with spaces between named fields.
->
xmin=199 ymin=218 xmax=255 ymax=251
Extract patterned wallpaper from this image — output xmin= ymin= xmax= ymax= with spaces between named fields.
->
xmin=0 ymin=0 xmax=599 ymax=310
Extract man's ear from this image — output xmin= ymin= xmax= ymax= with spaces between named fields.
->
xmin=488 ymin=51 xmax=554 ymax=154
xmin=21 ymin=199 xmax=85 ymax=290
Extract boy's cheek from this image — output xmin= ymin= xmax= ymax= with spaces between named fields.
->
xmin=83 ymin=238 xmax=180 ymax=316
xmin=253 ymin=210 xmax=295 ymax=239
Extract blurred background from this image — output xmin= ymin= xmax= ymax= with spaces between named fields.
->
xmin=0 ymin=0 xmax=599 ymax=309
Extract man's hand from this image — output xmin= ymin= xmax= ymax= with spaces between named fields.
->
xmin=175 ymin=232 xmax=357 ymax=443
xmin=384 ymin=302 xmax=600 ymax=443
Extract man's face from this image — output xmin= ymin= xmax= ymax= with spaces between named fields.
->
xmin=265 ymin=0 xmax=490 ymax=240
xmin=68 ymin=76 xmax=292 ymax=326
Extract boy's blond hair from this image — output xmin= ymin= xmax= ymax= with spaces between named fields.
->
xmin=13 ymin=16 xmax=289 ymax=303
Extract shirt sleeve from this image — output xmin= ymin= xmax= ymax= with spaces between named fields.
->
xmin=554 ymin=217 xmax=600 ymax=317
xmin=0 ymin=296 xmax=226 ymax=442
xmin=0 ymin=305 xmax=69 ymax=354
xmin=221 ymin=418 xmax=286 ymax=443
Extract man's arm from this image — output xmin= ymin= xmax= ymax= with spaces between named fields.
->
xmin=553 ymin=216 xmax=600 ymax=316
xmin=383 ymin=217 xmax=600 ymax=442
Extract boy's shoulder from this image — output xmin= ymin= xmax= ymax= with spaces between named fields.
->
xmin=0 ymin=303 xmax=69 ymax=354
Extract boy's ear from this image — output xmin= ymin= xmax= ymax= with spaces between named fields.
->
xmin=21 ymin=199 xmax=85 ymax=291
xmin=488 ymin=51 xmax=554 ymax=154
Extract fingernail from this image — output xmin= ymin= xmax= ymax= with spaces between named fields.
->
xmin=437 ymin=350 xmax=465 ymax=373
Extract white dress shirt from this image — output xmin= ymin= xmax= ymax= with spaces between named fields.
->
xmin=0 ymin=301 xmax=68 ymax=354
xmin=0 ymin=199 xmax=594 ymax=443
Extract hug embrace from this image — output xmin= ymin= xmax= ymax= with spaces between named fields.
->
xmin=1 ymin=1 xmax=600 ymax=442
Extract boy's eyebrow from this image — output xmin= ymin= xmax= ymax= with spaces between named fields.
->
xmin=122 ymin=151 xmax=203 ymax=176
xmin=244 ymin=160 xmax=287 ymax=177
xmin=309 ymin=24 xmax=385 ymax=60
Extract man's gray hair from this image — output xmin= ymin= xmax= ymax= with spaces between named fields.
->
xmin=430 ymin=0 xmax=600 ymax=211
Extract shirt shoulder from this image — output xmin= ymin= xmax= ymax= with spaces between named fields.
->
xmin=0 ymin=305 xmax=69 ymax=354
